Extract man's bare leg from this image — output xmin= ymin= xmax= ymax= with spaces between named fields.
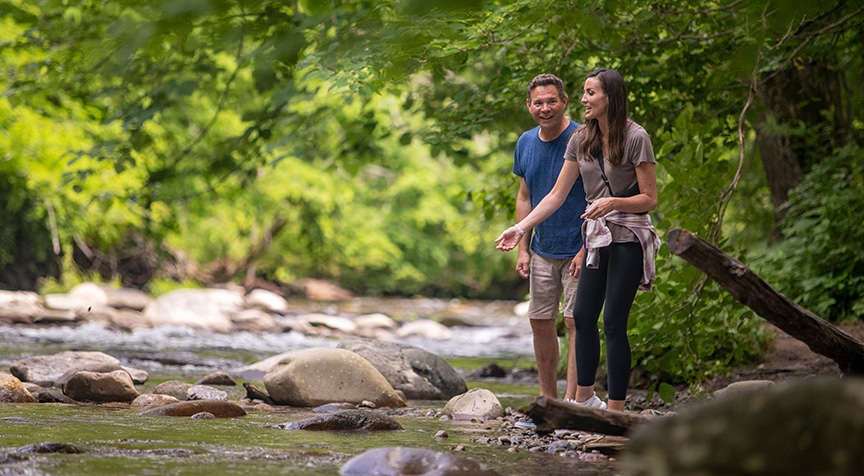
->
xmin=530 ymin=318 xmax=559 ymax=399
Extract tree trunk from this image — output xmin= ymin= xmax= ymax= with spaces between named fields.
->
xmin=755 ymin=59 xmax=850 ymax=224
xmin=667 ymin=228 xmax=864 ymax=375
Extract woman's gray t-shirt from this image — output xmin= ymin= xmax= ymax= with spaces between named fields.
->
xmin=564 ymin=119 xmax=655 ymax=242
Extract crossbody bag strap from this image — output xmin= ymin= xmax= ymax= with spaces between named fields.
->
xmin=597 ymin=155 xmax=615 ymax=196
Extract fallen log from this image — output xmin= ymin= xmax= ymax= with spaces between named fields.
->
xmin=525 ymin=397 xmax=655 ymax=436
xmin=667 ymin=228 xmax=864 ymax=375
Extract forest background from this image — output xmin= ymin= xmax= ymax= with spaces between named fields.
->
xmin=1 ymin=0 xmax=862 ymax=397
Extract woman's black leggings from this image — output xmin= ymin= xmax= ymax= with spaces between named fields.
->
xmin=573 ymin=241 xmax=644 ymax=401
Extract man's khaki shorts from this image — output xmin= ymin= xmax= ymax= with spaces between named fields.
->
xmin=528 ymin=253 xmax=578 ymax=320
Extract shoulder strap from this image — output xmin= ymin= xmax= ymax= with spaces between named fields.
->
xmin=597 ymin=155 xmax=615 ymax=196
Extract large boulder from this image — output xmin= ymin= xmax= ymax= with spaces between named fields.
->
xmin=337 ymin=336 xmax=467 ymax=400
xmin=622 ymin=377 xmax=864 ymax=475
xmin=262 ymin=348 xmax=405 ymax=408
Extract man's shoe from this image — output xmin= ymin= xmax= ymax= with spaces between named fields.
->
xmin=514 ymin=417 xmax=536 ymax=430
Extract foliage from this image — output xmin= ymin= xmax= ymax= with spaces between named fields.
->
xmin=1 ymin=0 xmax=862 ymax=391
xmin=755 ymin=147 xmax=864 ymax=321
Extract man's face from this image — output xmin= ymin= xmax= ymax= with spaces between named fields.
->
xmin=526 ymin=85 xmax=568 ymax=130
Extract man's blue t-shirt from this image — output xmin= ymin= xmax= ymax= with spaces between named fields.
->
xmin=513 ymin=120 xmax=586 ymax=259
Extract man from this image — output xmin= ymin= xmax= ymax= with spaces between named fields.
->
xmin=511 ymin=74 xmax=586 ymax=427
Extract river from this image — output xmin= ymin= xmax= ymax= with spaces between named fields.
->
xmin=0 ymin=297 xmax=621 ymax=475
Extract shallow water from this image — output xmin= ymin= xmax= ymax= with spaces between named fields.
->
xmin=0 ymin=297 xmax=621 ymax=475
xmin=0 ymin=401 xmax=619 ymax=475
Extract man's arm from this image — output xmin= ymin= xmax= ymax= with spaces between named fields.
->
xmin=515 ymin=178 xmax=532 ymax=279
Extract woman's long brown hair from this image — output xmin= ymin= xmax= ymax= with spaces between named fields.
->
xmin=577 ymin=69 xmax=629 ymax=166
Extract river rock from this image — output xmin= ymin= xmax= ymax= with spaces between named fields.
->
xmin=337 ymin=336 xmax=467 ymax=400
xmin=0 ymin=290 xmax=41 ymax=323
xmin=42 ymin=292 xmax=90 ymax=312
xmin=23 ymin=383 xmax=76 ymax=403
xmin=130 ymin=393 xmax=181 ymax=409
xmin=442 ymin=388 xmax=504 ymax=421
xmin=262 ymin=347 xmax=405 ymax=407
xmin=195 ymin=371 xmax=237 ymax=386
xmin=353 ymin=313 xmax=399 ymax=330
xmin=712 ymin=379 xmax=775 ymax=399
xmin=138 ymin=400 xmax=247 ymax=418
xmin=302 ymin=313 xmax=358 ymax=334
xmin=622 ymin=377 xmax=864 ymax=475
xmin=142 ymin=288 xmax=236 ymax=332
xmin=277 ymin=409 xmax=403 ymax=431
xmin=61 ymin=369 xmax=140 ymax=403
xmin=292 ymin=278 xmax=353 ymax=301
xmin=68 ymin=282 xmax=153 ymax=310
xmin=186 ymin=385 xmax=227 ymax=401
xmin=340 ymin=447 xmax=501 ymax=476
xmin=104 ymin=308 xmax=150 ymax=330
xmin=16 ymin=442 xmax=82 ymax=454
xmin=395 ymin=319 xmax=453 ymax=340
xmin=10 ymin=351 xmax=124 ymax=387
xmin=0 ymin=373 xmax=38 ymax=403
xmin=153 ymin=380 xmax=193 ymax=400
xmin=245 ymin=288 xmax=289 ymax=313
xmin=231 ymin=309 xmax=281 ymax=332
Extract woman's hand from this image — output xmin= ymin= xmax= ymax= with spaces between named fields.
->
xmin=581 ymin=197 xmax=616 ymax=220
xmin=495 ymin=226 xmax=523 ymax=251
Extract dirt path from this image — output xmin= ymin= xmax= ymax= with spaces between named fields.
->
xmin=703 ymin=321 xmax=864 ymax=391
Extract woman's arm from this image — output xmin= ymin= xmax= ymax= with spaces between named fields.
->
xmin=496 ymin=159 xmax=581 ymax=251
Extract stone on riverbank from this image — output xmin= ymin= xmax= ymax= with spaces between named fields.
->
xmin=0 ymin=373 xmax=38 ymax=403
xmin=263 ymin=348 xmax=405 ymax=408
xmin=337 ymin=336 xmax=468 ymax=400
xmin=131 ymin=393 xmax=181 ymax=409
xmin=622 ymin=377 xmax=864 ymax=475
xmin=10 ymin=351 xmax=148 ymax=387
xmin=277 ymin=409 xmax=403 ymax=431
xmin=340 ymin=447 xmax=500 ymax=476
xmin=142 ymin=288 xmax=240 ymax=332
xmin=61 ymin=369 xmax=140 ymax=403
xmin=138 ymin=400 xmax=247 ymax=418
xmin=442 ymin=388 xmax=504 ymax=421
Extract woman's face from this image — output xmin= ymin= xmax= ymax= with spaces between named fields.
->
xmin=581 ymin=77 xmax=607 ymax=122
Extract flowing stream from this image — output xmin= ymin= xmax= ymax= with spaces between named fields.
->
xmin=0 ymin=297 xmax=620 ymax=475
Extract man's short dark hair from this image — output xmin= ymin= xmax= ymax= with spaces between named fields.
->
xmin=527 ymin=74 xmax=566 ymax=100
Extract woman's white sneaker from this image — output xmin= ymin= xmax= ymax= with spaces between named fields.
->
xmin=567 ymin=392 xmax=607 ymax=410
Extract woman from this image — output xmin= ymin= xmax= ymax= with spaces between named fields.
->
xmin=496 ymin=69 xmax=659 ymax=412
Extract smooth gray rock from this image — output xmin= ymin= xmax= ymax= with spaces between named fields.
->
xmin=61 ymin=370 xmax=140 ymax=403
xmin=11 ymin=351 xmax=122 ymax=387
xmin=262 ymin=348 xmax=405 ymax=408
xmin=442 ymin=388 xmax=504 ymax=421
xmin=337 ymin=336 xmax=467 ymax=400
